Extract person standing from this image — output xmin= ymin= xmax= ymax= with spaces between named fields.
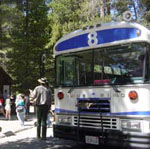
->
xmin=30 ymin=77 xmax=51 ymax=140
xmin=5 ymin=95 xmax=11 ymax=120
xmin=15 ymin=94 xmax=26 ymax=126
xmin=0 ymin=95 xmax=5 ymax=117
xmin=24 ymin=91 xmax=30 ymax=120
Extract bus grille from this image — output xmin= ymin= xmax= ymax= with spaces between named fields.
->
xmin=77 ymin=98 xmax=110 ymax=113
xmin=74 ymin=116 xmax=118 ymax=130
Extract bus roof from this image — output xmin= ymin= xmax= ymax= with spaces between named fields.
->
xmin=53 ymin=21 xmax=150 ymax=56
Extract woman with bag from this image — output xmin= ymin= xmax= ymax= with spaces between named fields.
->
xmin=15 ymin=94 xmax=26 ymax=126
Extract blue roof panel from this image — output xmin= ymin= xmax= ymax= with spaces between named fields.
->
xmin=56 ymin=28 xmax=140 ymax=51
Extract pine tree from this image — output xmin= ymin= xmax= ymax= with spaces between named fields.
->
xmin=142 ymin=0 xmax=150 ymax=24
xmin=8 ymin=0 xmax=50 ymax=91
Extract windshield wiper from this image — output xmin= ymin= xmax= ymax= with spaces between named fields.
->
xmin=110 ymin=84 xmax=121 ymax=92
xmin=68 ymin=87 xmax=75 ymax=94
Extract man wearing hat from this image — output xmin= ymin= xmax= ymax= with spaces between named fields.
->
xmin=30 ymin=77 xmax=51 ymax=140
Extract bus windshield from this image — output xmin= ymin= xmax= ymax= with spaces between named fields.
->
xmin=56 ymin=42 xmax=148 ymax=87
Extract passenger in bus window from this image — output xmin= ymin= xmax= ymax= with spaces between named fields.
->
xmin=132 ymin=54 xmax=145 ymax=77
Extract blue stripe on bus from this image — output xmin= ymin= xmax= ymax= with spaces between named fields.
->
xmin=56 ymin=33 xmax=88 ymax=51
xmin=111 ymin=111 xmax=150 ymax=116
xmin=56 ymin=28 xmax=139 ymax=51
xmin=55 ymin=108 xmax=150 ymax=116
xmin=77 ymin=97 xmax=111 ymax=101
xmin=55 ymin=108 xmax=110 ymax=115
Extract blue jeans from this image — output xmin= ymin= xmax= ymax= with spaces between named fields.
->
xmin=16 ymin=111 xmax=25 ymax=126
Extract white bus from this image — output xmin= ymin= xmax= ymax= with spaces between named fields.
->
xmin=53 ymin=21 xmax=150 ymax=148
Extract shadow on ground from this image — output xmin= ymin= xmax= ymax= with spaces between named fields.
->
xmin=0 ymin=136 xmax=123 ymax=149
xmin=0 ymin=136 xmax=89 ymax=149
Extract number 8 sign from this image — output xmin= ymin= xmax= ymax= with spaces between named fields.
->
xmin=88 ymin=32 xmax=98 ymax=46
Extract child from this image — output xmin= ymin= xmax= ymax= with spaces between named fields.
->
xmin=47 ymin=110 xmax=54 ymax=127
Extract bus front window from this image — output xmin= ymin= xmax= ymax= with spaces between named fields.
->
xmin=93 ymin=43 xmax=147 ymax=84
xmin=56 ymin=42 xmax=148 ymax=87
xmin=56 ymin=50 xmax=93 ymax=87
xmin=56 ymin=57 xmax=76 ymax=86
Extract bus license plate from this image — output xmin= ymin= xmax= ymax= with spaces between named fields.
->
xmin=85 ymin=135 xmax=99 ymax=145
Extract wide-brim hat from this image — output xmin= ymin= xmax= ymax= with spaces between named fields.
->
xmin=38 ymin=77 xmax=47 ymax=84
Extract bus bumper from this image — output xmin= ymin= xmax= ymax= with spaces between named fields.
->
xmin=53 ymin=124 xmax=150 ymax=149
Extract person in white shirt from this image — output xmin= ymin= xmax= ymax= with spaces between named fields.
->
xmin=5 ymin=95 xmax=11 ymax=120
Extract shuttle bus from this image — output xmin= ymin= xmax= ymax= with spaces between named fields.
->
xmin=53 ymin=21 xmax=150 ymax=148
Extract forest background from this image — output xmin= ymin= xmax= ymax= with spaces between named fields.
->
xmin=0 ymin=0 xmax=150 ymax=93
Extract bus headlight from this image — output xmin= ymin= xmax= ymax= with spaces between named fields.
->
xmin=121 ymin=120 xmax=141 ymax=131
xmin=58 ymin=116 xmax=72 ymax=125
